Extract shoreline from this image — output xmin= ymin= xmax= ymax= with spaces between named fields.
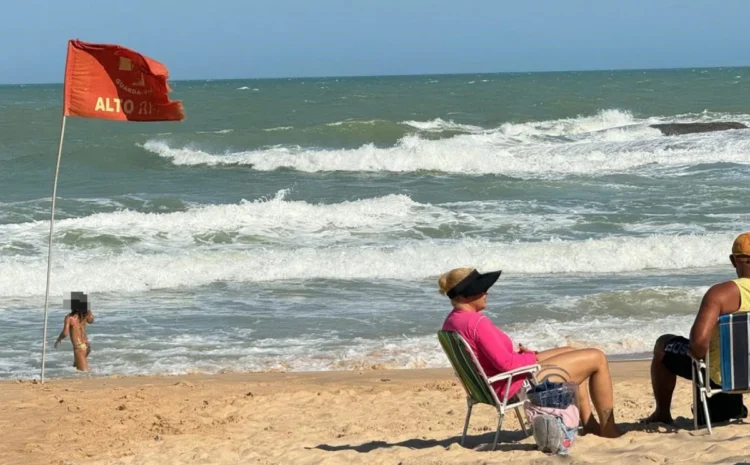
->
xmin=6 ymin=354 xmax=654 ymax=383
xmin=0 ymin=359 xmax=654 ymax=388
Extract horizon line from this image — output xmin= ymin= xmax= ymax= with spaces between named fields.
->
xmin=2 ymin=63 xmax=748 ymax=87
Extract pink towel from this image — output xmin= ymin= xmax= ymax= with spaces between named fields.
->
xmin=525 ymin=403 xmax=580 ymax=429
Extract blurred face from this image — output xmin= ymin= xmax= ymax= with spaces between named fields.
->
xmin=476 ymin=292 xmax=488 ymax=310
xmin=461 ymin=292 xmax=488 ymax=311
xmin=731 ymin=254 xmax=750 ymax=278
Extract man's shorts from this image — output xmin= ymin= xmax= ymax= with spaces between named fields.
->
xmin=661 ymin=335 xmax=747 ymax=425
xmin=661 ymin=335 xmax=693 ymax=380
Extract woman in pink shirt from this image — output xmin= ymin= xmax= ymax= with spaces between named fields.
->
xmin=440 ymin=267 xmax=621 ymax=438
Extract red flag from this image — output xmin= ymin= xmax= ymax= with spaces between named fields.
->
xmin=63 ymin=40 xmax=184 ymax=121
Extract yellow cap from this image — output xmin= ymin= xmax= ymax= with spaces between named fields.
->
xmin=732 ymin=232 xmax=750 ymax=255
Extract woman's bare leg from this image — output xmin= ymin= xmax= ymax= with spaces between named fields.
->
xmin=73 ymin=349 xmax=88 ymax=371
xmin=535 ymin=347 xmax=599 ymax=434
xmin=537 ymin=348 xmax=620 ymax=438
xmin=535 ymin=346 xmax=575 ymax=361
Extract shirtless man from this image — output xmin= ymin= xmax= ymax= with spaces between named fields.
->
xmin=54 ymin=292 xmax=95 ymax=371
xmin=643 ymin=232 xmax=750 ymax=423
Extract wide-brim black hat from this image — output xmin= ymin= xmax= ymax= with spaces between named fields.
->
xmin=446 ymin=269 xmax=501 ymax=299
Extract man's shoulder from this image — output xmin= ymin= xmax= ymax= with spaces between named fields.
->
xmin=704 ymin=281 xmax=741 ymax=310
xmin=707 ymin=280 xmax=738 ymax=294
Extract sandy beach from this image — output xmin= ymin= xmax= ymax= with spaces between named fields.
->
xmin=2 ymin=360 xmax=749 ymax=465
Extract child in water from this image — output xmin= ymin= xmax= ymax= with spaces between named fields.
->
xmin=54 ymin=292 xmax=95 ymax=371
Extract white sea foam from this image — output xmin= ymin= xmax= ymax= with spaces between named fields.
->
xmin=0 ymin=192 xmax=451 ymax=250
xmin=3 ymin=313 xmax=694 ymax=377
xmin=0 ymin=232 xmax=735 ymax=297
xmin=401 ymin=110 xmax=642 ymax=136
xmin=140 ymin=110 xmax=750 ymax=175
xmin=2 ymin=192 xmax=737 ymax=259
xmin=497 ymin=109 xmax=642 ymax=138
xmin=508 ymin=315 xmax=693 ymax=355
xmin=196 ymin=129 xmax=233 ymax=134
xmin=325 ymin=120 xmax=382 ymax=127
xmin=401 ymin=118 xmax=485 ymax=133
xmin=0 ymin=281 xmax=713 ymax=378
xmin=141 ymin=131 xmax=750 ymax=175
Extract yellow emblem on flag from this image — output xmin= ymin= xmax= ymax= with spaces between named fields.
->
xmin=118 ymin=57 xmax=133 ymax=71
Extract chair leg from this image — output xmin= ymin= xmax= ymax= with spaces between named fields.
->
xmin=692 ymin=362 xmax=713 ymax=435
xmin=692 ymin=368 xmax=699 ymax=431
xmin=514 ymin=407 xmax=528 ymax=436
xmin=700 ymin=390 xmax=713 ymax=435
xmin=461 ymin=402 xmax=474 ymax=446
xmin=492 ymin=411 xmax=505 ymax=451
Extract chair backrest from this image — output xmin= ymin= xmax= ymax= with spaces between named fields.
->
xmin=719 ymin=312 xmax=750 ymax=391
xmin=437 ymin=330 xmax=497 ymax=405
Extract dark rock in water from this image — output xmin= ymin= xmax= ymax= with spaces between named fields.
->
xmin=650 ymin=122 xmax=748 ymax=136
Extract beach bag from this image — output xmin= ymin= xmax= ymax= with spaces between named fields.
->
xmin=526 ymin=379 xmax=577 ymax=409
xmin=693 ymin=388 xmax=748 ymax=427
xmin=525 ymin=376 xmax=579 ymax=455
xmin=530 ymin=415 xmax=578 ymax=455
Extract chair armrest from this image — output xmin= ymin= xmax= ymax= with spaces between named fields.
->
xmin=689 ymin=353 xmax=707 ymax=369
xmin=487 ymin=364 xmax=540 ymax=384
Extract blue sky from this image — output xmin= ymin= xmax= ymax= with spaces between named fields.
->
xmin=2 ymin=0 xmax=749 ymax=84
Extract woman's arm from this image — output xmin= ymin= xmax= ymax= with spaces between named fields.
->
xmin=474 ymin=317 xmax=537 ymax=373
xmin=54 ymin=315 xmax=70 ymax=348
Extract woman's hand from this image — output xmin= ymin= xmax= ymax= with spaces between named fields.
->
xmin=518 ymin=344 xmax=537 ymax=355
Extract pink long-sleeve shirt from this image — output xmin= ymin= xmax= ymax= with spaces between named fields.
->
xmin=442 ymin=309 xmax=537 ymax=399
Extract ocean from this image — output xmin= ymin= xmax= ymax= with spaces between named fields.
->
xmin=1 ymin=68 xmax=749 ymax=378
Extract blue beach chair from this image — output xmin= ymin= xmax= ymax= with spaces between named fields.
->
xmin=691 ymin=313 xmax=750 ymax=434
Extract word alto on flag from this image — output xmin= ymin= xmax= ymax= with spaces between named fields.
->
xmin=63 ymin=39 xmax=184 ymax=121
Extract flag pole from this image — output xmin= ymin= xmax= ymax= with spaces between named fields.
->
xmin=41 ymin=42 xmax=73 ymax=383
xmin=40 ymin=115 xmax=67 ymax=383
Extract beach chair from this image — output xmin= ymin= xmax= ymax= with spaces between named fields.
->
xmin=691 ymin=313 xmax=750 ymax=434
xmin=437 ymin=330 xmax=540 ymax=450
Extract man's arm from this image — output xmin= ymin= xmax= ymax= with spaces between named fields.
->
xmin=86 ymin=311 xmax=94 ymax=324
xmin=689 ymin=281 xmax=739 ymax=358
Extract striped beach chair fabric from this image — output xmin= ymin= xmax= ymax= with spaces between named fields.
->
xmin=719 ymin=313 xmax=750 ymax=391
xmin=437 ymin=330 xmax=540 ymax=450
xmin=691 ymin=313 xmax=750 ymax=434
